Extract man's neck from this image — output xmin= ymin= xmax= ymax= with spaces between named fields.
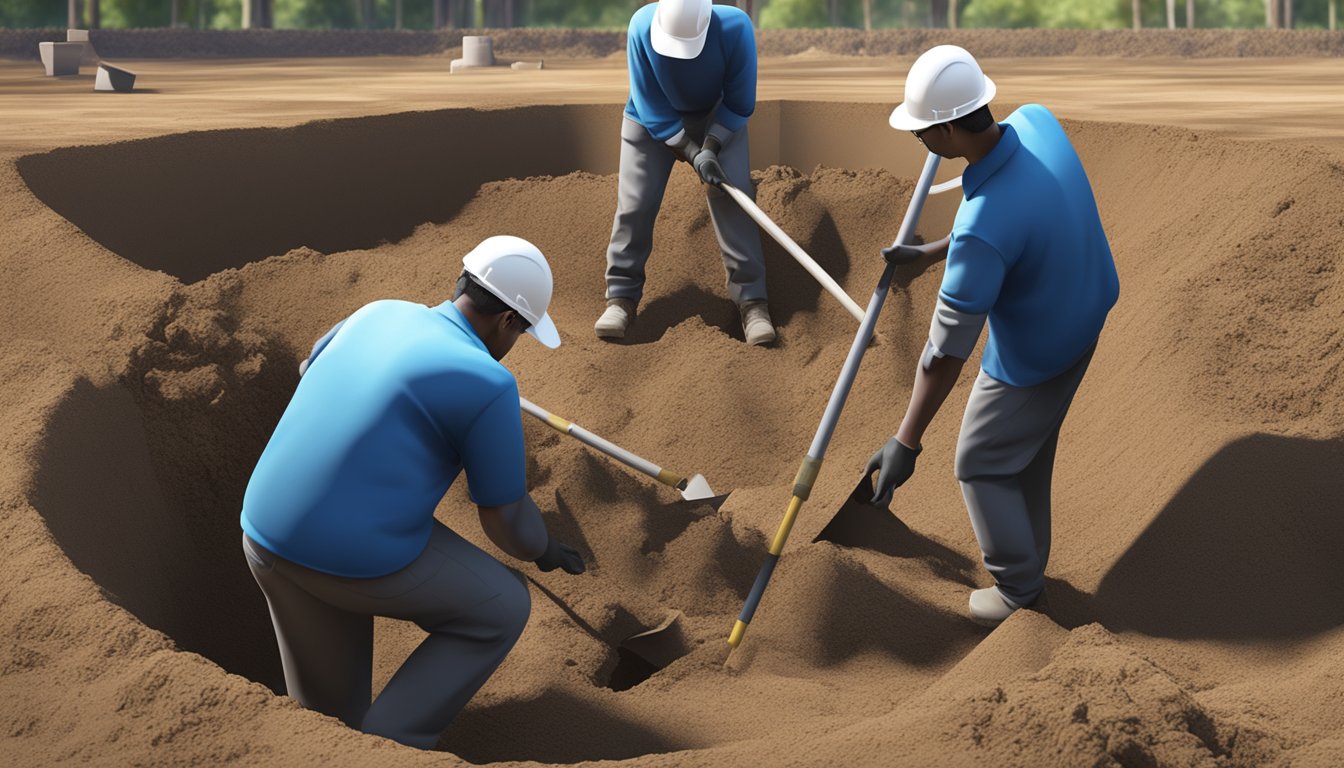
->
xmin=963 ymin=123 xmax=1003 ymax=166
xmin=452 ymin=296 xmax=493 ymax=343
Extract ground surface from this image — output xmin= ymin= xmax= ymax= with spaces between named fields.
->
xmin=2 ymin=48 xmax=1343 ymax=766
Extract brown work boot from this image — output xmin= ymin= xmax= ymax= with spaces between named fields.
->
xmin=594 ymin=298 xmax=636 ymax=340
xmin=740 ymin=301 xmax=777 ymax=346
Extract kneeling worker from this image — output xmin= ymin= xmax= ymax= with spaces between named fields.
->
xmin=241 ymin=236 xmax=585 ymax=749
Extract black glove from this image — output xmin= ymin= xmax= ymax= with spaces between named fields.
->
xmin=865 ymin=436 xmax=921 ymax=508
xmin=533 ymin=537 xmax=585 ymax=575
xmin=692 ymin=148 xmax=727 ymax=187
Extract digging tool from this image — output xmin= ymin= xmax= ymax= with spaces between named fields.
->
xmin=520 ymin=397 xmax=728 ymax=509
xmin=719 ymin=182 xmax=867 ymax=323
xmin=727 ymin=152 xmax=946 ymax=650
xmin=526 ymin=574 xmax=690 ymax=690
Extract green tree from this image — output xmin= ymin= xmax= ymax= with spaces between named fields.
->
xmin=760 ymin=0 xmax=829 ymax=27
xmin=0 ymin=0 xmax=68 ymax=26
xmin=962 ymin=0 xmax=1128 ymax=28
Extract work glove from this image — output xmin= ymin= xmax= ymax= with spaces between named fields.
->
xmin=865 ymin=436 xmax=921 ymax=508
xmin=692 ymin=148 xmax=727 ymax=187
xmin=533 ymin=537 xmax=586 ymax=575
xmin=670 ymin=136 xmax=701 ymax=164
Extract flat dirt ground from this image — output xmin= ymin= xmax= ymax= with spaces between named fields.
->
xmin=2 ymin=48 xmax=1344 ymax=767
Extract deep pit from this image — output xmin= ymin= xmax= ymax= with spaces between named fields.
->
xmin=17 ymin=101 xmax=1344 ymax=765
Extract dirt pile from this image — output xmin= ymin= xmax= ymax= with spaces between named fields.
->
xmin=2 ymin=102 xmax=1344 ymax=765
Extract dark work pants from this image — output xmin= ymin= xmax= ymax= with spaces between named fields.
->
xmin=954 ymin=346 xmax=1096 ymax=607
xmin=242 ymin=522 xmax=530 ymax=749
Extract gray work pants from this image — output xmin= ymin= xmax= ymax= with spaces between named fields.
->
xmin=242 ymin=522 xmax=530 ymax=750
xmin=954 ymin=346 xmax=1096 ymax=607
xmin=604 ymin=115 xmax=768 ymax=306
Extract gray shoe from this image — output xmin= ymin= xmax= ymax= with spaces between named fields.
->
xmin=595 ymin=298 xmax=636 ymax=340
xmin=740 ymin=301 xmax=777 ymax=346
xmin=969 ymin=586 xmax=1020 ymax=625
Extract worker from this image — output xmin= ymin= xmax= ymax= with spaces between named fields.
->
xmin=595 ymin=0 xmax=776 ymax=346
xmin=865 ymin=46 xmax=1120 ymax=625
xmin=240 ymin=236 xmax=585 ymax=749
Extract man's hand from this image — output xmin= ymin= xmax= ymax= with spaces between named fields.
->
xmin=865 ymin=436 xmax=922 ymax=508
xmin=670 ymin=136 xmax=701 ymax=164
xmin=692 ymin=148 xmax=727 ymax=187
xmin=533 ymin=537 xmax=585 ymax=575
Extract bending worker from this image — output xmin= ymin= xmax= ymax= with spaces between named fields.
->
xmin=240 ymin=236 xmax=585 ymax=749
xmin=865 ymin=46 xmax=1120 ymax=624
xmin=595 ymin=0 xmax=776 ymax=346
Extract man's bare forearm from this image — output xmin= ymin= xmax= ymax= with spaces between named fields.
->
xmin=896 ymin=354 xmax=966 ymax=448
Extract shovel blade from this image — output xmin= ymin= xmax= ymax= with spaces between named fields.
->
xmin=813 ymin=475 xmax=915 ymax=558
xmin=680 ymin=473 xmax=730 ymax=510
xmin=607 ymin=611 xmax=692 ymax=692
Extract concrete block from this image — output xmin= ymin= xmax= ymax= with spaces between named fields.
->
xmin=94 ymin=63 xmax=136 ymax=93
xmin=38 ymin=42 xmax=83 ymax=77
xmin=462 ymin=36 xmax=495 ymax=66
xmin=67 ymin=29 xmax=101 ymax=67
xmin=510 ymin=61 xmax=544 ymax=71
xmin=450 ymin=35 xmax=496 ymax=73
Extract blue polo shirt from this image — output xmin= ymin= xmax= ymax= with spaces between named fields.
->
xmin=240 ymin=300 xmax=527 ymax=578
xmin=624 ymin=3 xmax=757 ymax=142
xmin=940 ymin=104 xmax=1120 ymax=387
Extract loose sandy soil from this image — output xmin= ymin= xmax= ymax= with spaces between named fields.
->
xmin=2 ymin=46 xmax=1343 ymax=766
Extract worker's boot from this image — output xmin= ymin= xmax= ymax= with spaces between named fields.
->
xmin=594 ymin=298 xmax=637 ymax=340
xmin=740 ymin=300 xmax=777 ymax=346
xmin=968 ymin=586 xmax=1020 ymax=626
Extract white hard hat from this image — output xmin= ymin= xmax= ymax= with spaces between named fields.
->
xmin=889 ymin=45 xmax=996 ymax=131
xmin=462 ymin=235 xmax=561 ymax=349
xmin=651 ymin=0 xmax=712 ymax=60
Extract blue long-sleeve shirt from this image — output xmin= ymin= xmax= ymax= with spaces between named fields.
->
xmin=623 ymin=3 xmax=757 ymax=144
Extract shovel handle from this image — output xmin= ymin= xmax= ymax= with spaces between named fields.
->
xmin=721 ymin=183 xmax=866 ymax=323
xmin=519 ymin=398 xmax=685 ymax=490
xmin=728 ymin=152 xmax=945 ymax=651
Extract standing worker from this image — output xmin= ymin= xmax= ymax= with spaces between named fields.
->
xmin=865 ymin=46 xmax=1119 ymax=624
xmin=595 ymin=0 xmax=776 ymax=346
xmin=240 ymin=236 xmax=586 ymax=749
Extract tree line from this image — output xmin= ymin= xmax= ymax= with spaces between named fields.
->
xmin=2 ymin=0 xmax=1337 ymax=31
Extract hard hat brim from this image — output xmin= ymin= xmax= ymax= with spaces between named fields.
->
xmin=527 ymin=312 xmax=561 ymax=349
xmin=889 ymin=75 xmax=997 ymax=131
xmin=650 ymin=23 xmax=707 ymax=60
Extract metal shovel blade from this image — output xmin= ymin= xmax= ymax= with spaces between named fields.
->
xmin=814 ymin=475 xmax=921 ymax=560
xmin=681 ymin=473 xmax=730 ymax=509
xmin=609 ymin=611 xmax=691 ymax=692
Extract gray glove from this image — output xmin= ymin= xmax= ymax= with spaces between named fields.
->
xmin=533 ymin=537 xmax=585 ymax=575
xmin=865 ymin=436 xmax=921 ymax=508
xmin=670 ymin=135 xmax=701 ymax=164
xmin=692 ymin=148 xmax=726 ymax=187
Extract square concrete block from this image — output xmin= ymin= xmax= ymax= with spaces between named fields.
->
xmin=39 ymin=42 xmax=83 ymax=77
xmin=510 ymin=61 xmax=544 ymax=71
xmin=94 ymin=63 xmax=136 ymax=93
xmin=67 ymin=29 xmax=100 ymax=67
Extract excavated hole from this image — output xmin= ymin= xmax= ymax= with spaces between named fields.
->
xmin=22 ymin=101 xmax=960 ymax=759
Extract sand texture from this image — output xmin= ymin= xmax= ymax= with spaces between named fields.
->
xmin=2 ymin=42 xmax=1343 ymax=767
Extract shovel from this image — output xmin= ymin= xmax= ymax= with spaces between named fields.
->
xmin=720 ymin=182 xmax=867 ymax=323
xmin=726 ymin=151 xmax=946 ymax=649
xmin=718 ymin=174 xmax=961 ymax=325
xmin=520 ymin=397 xmax=728 ymax=509
xmin=525 ymin=574 xmax=690 ymax=692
